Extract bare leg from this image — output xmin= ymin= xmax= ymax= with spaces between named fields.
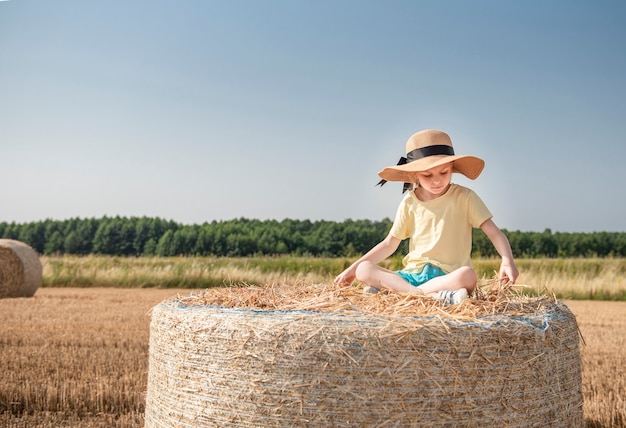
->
xmin=355 ymin=261 xmax=424 ymax=294
xmin=417 ymin=266 xmax=477 ymax=295
xmin=356 ymin=262 xmax=477 ymax=296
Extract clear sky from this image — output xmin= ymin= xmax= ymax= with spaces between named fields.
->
xmin=1 ymin=1 xmax=625 ymax=232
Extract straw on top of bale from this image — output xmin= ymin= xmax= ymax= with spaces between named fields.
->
xmin=174 ymin=276 xmax=554 ymax=319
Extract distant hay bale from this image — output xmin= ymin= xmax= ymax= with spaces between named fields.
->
xmin=145 ymin=283 xmax=583 ymax=427
xmin=0 ymin=239 xmax=43 ymax=298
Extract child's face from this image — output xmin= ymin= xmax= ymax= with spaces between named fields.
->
xmin=414 ymin=162 xmax=453 ymax=197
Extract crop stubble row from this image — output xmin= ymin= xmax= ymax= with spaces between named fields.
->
xmin=0 ymin=288 xmax=624 ymax=427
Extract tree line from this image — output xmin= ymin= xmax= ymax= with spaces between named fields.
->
xmin=1 ymin=216 xmax=624 ymax=258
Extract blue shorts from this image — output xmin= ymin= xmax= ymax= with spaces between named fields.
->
xmin=397 ymin=263 xmax=446 ymax=287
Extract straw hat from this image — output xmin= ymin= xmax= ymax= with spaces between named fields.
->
xmin=377 ymin=129 xmax=485 ymax=192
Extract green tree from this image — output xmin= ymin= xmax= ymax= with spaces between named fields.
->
xmin=93 ymin=217 xmax=131 ymax=255
xmin=17 ymin=222 xmax=46 ymax=253
xmin=143 ymin=238 xmax=158 ymax=256
xmin=44 ymin=231 xmax=64 ymax=255
xmin=156 ymin=230 xmax=175 ymax=256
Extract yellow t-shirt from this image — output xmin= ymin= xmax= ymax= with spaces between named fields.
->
xmin=388 ymin=184 xmax=492 ymax=273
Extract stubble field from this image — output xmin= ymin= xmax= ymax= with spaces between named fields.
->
xmin=0 ymin=287 xmax=624 ymax=427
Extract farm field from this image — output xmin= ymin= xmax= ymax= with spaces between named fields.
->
xmin=0 ymin=288 xmax=624 ymax=427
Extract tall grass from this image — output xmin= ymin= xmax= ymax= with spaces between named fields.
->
xmin=473 ymin=258 xmax=626 ymax=300
xmin=41 ymin=255 xmax=626 ymax=300
xmin=42 ymin=256 xmax=354 ymax=289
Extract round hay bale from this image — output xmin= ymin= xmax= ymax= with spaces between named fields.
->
xmin=0 ymin=239 xmax=43 ymax=298
xmin=145 ymin=286 xmax=583 ymax=427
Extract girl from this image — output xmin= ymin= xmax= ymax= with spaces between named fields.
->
xmin=334 ymin=129 xmax=519 ymax=305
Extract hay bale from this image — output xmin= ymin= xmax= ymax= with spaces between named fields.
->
xmin=145 ymin=285 xmax=583 ymax=427
xmin=0 ymin=239 xmax=42 ymax=298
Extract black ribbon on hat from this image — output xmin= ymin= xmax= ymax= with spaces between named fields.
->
xmin=377 ymin=145 xmax=455 ymax=193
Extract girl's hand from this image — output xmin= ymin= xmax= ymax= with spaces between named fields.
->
xmin=334 ymin=267 xmax=356 ymax=286
xmin=499 ymin=262 xmax=519 ymax=284
xmin=333 ymin=235 xmax=400 ymax=286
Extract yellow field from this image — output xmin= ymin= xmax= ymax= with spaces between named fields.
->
xmin=0 ymin=288 xmax=624 ymax=427
xmin=40 ymin=256 xmax=626 ymax=301
xmin=566 ymin=300 xmax=626 ymax=427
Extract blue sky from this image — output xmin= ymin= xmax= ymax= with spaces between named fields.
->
xmin=1 ymin=0 xmax=625 ymax=232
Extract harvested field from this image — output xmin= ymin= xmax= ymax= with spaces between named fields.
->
xmin=0 ymin=288 xmax=624 ymax=427
xmin=566 ymin=300 xmax=626 ymax=427
xmin=0 ymin=288 xmax=181 ymax=428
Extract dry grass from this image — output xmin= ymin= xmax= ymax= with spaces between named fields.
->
xmin=39 ymin=256 xmax=626 ymax=301
xmin=40 ymin=256 xmax=345 ymax=289
xmin=474 ymin=258 xmax=626 ymax=300
xmin=176 ymin=277 xmax=551 ymax=319
xmin=0 ymin=286 xmax=624 ymax=427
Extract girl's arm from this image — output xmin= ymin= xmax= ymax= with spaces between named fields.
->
xmin=334 ymin=234 xmax=401 ymax=285
xmin=480 ymin=219 xmax=519 ymax=283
